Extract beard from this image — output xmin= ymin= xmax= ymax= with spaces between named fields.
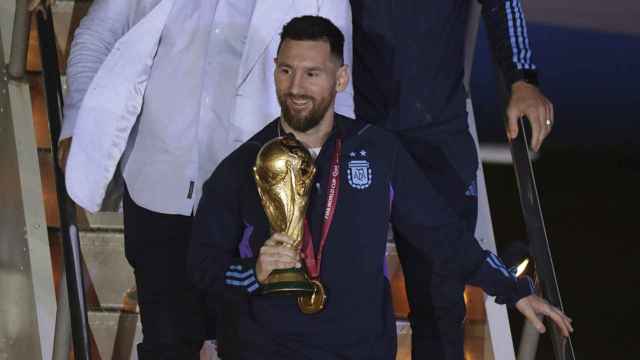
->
xmin=278 ymin=91 xmax=334 ymax=133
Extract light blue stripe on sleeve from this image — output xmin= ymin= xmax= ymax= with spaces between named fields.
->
xmin=505 ymin=1 xmax=523 ymax=70
xmin=486 ymin=254 xmax=513 ymax=279
xmin=225 ymin=276 xmax=257 ymax=287
xmin=512 ymin=0 xmax=526 ymax=70
xmin=225 ymin=269 xmax=254 ymax=279
xmin=247 ymin=282 xmax=259 ymax=293
xmin=514 ymin=0 xmax=536 ymax=69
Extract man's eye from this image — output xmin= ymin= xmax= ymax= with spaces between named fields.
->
xmin=307 ymin=71 xmax=319 ymax=77
xmin=279 ymin=68 xmax=291 ymax=75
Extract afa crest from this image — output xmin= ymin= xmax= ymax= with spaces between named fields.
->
xmin=347 ymin=160 xmax=372 ymax=189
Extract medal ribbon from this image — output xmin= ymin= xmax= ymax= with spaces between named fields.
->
xmin=302 ymin=138 xmax=342 ymax=279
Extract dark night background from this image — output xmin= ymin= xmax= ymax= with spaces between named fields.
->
xmin=470 ymin=2 xmax=640 ymax=358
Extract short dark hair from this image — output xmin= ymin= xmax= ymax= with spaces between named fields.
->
xmin=278 ymin=16 xmax=344 ymax=64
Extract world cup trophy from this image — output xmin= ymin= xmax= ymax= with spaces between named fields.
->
xmin=253 ymin=134 xmax=316 ymax=296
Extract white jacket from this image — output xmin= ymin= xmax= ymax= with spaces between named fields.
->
xmin=63 ymin=0 xmax=354 ymax=212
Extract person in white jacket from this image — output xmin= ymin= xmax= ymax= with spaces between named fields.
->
xmin=60 ymin=0 xmax=353 ymax=358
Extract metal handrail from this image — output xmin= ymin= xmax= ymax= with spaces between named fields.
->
xmin=510 ymin=117 xmax=576 ymax=360
xmin=493 ymin=47 xmax=577 ymax=360
xmin=34 ymin=5 xmax=92 ymax=360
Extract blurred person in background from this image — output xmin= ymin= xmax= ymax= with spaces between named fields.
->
xmin=350 ymin=0 xmax=554 ymax=358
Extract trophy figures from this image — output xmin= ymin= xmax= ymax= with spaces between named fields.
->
xmin=253 ymin=135 xmax=317 ymax=296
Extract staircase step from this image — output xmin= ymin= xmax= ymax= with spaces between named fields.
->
xmin=78 ymin=211 xmax=124 ymax=231
xmin=89 ymin=310 xmax=141 ymax=360
xmin=80 ymin=231 xmax=135 ymax=309
xmin=396 ymin=320 xmax=412 ymax=360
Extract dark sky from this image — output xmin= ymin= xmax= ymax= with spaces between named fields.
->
xmin=470 ymin=3 xmax=640 ymax=146
xmin=523 ymin=0 xmax=640 ymax=36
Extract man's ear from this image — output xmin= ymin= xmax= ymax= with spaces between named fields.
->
xmin=336 ymin=64 xmax=349 ymax=92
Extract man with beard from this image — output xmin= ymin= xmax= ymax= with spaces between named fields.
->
xmin=189 ymin=16 xmax=572 ymax=359
xmin=349 ymin=1 xmax=554 ymax=357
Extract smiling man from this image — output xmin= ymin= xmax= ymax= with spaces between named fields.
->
xmin=189 ymin=16 xmax=571 ymax=359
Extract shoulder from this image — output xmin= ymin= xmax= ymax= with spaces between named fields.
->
xmin=232 ymin=121 xmax=279 ymax=163
xmin=338 ymin=115 xmax=405 ymax=182
xmin=201 ymin=143 xmax=259 ymax=203
xmin=339 ymin=114 xmax=402 ymax=149
xmin=219 ymin=141 xmax=261 ymax=176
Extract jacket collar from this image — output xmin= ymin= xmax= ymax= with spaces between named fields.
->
xmin=248 ymin=113 xmax=365 ymax=150
xmin=270 ymin=113 xmax=363 ymax=142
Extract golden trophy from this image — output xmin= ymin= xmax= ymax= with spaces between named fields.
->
xmin=253 ymin=135 xmax=317 ymax=297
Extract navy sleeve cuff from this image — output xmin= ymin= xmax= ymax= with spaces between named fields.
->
xmin=495 ymin=275 xmax=536 ymax=306
xmin=467 ymin=252 xmax=537 ymax=306
xmin=508 ymin=69 xmax=540 ymax=87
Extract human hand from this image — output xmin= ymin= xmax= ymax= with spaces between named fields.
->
xmin=515 ymin=294 xmax=573 ymax=337
xmin=506 ymin=81 xmax=554 ymax=152
xmin=256 ymin=233 xmax=302 ymax=283
xmin=58 ymin=137 xmax=72 ymax=173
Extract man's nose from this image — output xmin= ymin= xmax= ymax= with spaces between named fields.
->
xmin=289 ymin=72 xmax=305 ymax=95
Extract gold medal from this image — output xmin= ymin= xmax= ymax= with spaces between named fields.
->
xmin=297 ymin=280 xmax=326 ymax=314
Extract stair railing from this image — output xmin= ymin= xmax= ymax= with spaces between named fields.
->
xmin=29 ymin=3 xmax=92 ymax=359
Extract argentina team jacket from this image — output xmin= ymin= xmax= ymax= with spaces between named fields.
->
xmin=189 ymin=115 xmax=533 ymax=359
xmin=351 ymin=0 xmax=539 ymax=134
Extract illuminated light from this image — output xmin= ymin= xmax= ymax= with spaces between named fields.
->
xmin=515 ymin=258 xmax=530 ymax=277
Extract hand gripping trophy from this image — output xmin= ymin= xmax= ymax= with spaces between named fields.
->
xmin=253 ymin=134 xmax=327 ymax=314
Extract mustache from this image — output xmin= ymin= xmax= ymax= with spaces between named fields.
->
xmin=285 ymin=94 xmax=314 ymax=102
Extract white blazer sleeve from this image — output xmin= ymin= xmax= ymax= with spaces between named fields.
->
xmin=320 ymin=0 xmax=355 ymax=119
xmin=61 ymin=0 xmax=132 ymax=141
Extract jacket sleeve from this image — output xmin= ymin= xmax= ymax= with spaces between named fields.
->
xmin=61 ymin=0 xmax=133 ymax=141
xmin=479 ymin=0 xmax=539 ymax=86
xmin=321 ymin=0 xmax=355 ymax=118
xmin=389 ymin=138 xmax=533 ymax=305
xmin=189 ymin=154 xmax=261 ymax=307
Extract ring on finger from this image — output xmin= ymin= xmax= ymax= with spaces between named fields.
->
xmin=545 ymin=119 xmax=553 ymax=127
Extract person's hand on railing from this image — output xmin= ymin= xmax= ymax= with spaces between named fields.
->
xmin=516 ymin=294 xmax=574 ymax=337
xmin=506 ymin=81 xmax=554 ymax=152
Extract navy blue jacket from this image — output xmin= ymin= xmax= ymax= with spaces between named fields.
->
xmin=351 ymin=0 xmax=538 ymax=133
xmin=189 ymin=115 xmax=532 ymax=359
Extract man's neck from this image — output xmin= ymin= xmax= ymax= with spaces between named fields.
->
xmin=280 ymin=112 xmax=335 ymax=149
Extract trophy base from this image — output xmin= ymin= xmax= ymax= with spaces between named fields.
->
xmin=260 ymin=268 xmax=315 ymax=296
